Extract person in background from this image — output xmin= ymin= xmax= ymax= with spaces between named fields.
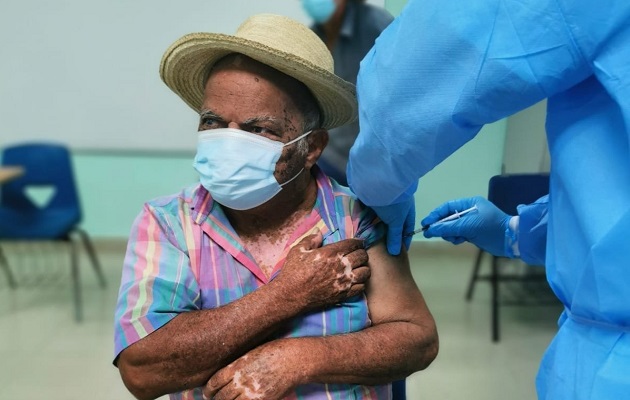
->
xmin=113 ymin=14 xmax=437 ymax=400
xmin=347 ymin=0 xmax=630 ymax=398
xmin=301 ymin=0 xmax=393 ymax=186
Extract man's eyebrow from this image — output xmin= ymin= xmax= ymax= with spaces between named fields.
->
xmin=198 ymin=111 xmax=280 ymax=126
xmin=199 ymin=109 xmax=222 ymax=120
xmin=242 ymin=115 xmax=282 ymax=126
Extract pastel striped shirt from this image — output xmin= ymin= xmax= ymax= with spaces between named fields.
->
xmin=114 ymin=168 xmax=388 ymax=399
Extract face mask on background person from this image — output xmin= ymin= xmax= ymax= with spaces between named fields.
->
xmin=301 ymin=0 xmax=336 ymax=24
xmin=193 ymin=128 xmax=312 ymax=210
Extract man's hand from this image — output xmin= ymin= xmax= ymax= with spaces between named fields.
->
xmin=372 ymin=198 xmax=416 ymax=256
xmin=421 ymin=196 xmax=512 ymax=257
xmin=274 ymin=230 xmax=370 ymax=311
xmin=203 ymin=341 xmax=298 ymax=400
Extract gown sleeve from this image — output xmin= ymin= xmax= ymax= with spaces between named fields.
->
xmin=347 ymin=0 xmax=589 ymax=206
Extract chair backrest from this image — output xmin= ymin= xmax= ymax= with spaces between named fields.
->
xmin=1 ymin=143 xmax=81 ymax=218
xmin=487 ymin=173 xmax=550 ymax=215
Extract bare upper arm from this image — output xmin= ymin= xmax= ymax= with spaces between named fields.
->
xmin=364 ymin=241 xmax=434 ymax=327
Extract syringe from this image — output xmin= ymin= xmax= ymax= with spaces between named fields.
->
xmin=405 ymin=205 xmax=478 ymax=237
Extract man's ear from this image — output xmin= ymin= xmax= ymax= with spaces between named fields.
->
xmin=305 ymin=129 xmax=329 ymax=169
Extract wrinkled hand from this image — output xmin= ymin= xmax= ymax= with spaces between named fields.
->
xmin=421 ymin=196 xmax=512 ymax=257
xmin=203 ymin=342 xmax=298 ymax=400
xmin=275 ymin=229 xmax=370 ymax=311
xmin=372 ymin=198 xmax=415 ymax=256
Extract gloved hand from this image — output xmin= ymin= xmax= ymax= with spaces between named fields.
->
xmin=421 ymin=196 xmax=512 ymax=257
xmin=372 ymin=197 xmax=415 ymax=256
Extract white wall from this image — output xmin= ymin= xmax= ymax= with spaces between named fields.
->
xmin=503 ymin=101 xmax=550 ymax=174
xmin=0 ymin=1 xmax=329 ymax=152
xmin=2 ymin=0 xmax=506 ymax=238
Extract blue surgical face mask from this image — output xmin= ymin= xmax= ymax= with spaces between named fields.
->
xmin=193 ymin=128 xmax=312 ymax=210
xmin=301 ymin=0 xmax=336 ymax=24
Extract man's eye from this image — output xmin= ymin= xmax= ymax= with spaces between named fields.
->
xmin=251 ymin=126 xmax=275 ymax=136
xmin=200 ymin=117 xmax=218 ymax=127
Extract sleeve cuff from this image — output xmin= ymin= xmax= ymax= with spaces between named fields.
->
xmin=505 ymin=216 xmax=520 ymax=258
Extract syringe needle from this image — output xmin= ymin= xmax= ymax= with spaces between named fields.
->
xmin=404 ymin=205 xmax=478 ymax=237
xmin=435 ymin=205 xmax=478 ymax=224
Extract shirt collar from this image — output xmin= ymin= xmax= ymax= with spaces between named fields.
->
xmin=190 ymin=166 xmax=338 ymax=236
xmin=190 ymin=185 xmax=214 ymax=226
xmin=189 ymin=167 xmax=340 ymax=284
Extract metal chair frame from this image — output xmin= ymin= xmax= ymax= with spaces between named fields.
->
xmin=465 ymin=173 xmax=554 ymax=342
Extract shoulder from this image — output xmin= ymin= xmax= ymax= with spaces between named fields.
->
xmin=327 ymin=176 xmax=362 ymax=212
xmin=140 ymin=184 xmax=201 ymax=221
xmin=131 ymin=183 xmax=201 ymax=238
xmin=326 ymin=177 xmax=385 ymax=247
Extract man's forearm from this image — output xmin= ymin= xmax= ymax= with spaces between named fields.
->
xmin=117 ymin=282 xmax=304 ymax=400
xmin=293 ymin=321 xmax=438 ymax=385
xmin=204 ymin=320 xmax=438 ymax=400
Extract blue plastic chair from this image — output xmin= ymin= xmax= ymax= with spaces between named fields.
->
xmin=0 ymin=142 xmax=106 ymax=321
xmin=465 ymin=173 xmax=551 ymax=342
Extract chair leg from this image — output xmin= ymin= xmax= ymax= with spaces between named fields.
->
xmin=491 ymin=255 xmax=500 ymax=342
xmin=76 ymin=229 xmax=106 ymax=288
xmin=465 ymin=249 xmax=485 ymax=301
xmin=69 ymin=238 xmax=83 ymax=322
xmin=0 ymin=245 xmax=17 ymax=289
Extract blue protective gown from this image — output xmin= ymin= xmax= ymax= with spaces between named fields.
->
xmin=347 ymin=0 xmax=630 ymax=398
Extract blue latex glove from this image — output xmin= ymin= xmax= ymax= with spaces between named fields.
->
xmin=372 ymin=198 xmax=415 ymax=256
xmin=421 ymin=196 xmax=512 ymax=257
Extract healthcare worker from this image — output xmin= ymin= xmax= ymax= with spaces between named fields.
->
xmin=346 ymin=0 xmax=630 ymax=398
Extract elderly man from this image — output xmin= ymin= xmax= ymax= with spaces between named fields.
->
xmin=114 ymin=14 xmax=437 ymax=400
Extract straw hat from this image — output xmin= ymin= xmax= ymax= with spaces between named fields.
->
xmin=160 ymin=13 xmax=357 ymax=130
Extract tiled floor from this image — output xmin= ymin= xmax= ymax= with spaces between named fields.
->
xmin=0 ymin=240 xmax=562 ymax=399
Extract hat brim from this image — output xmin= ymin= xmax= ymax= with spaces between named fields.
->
xmin=160 ymin=33 xmax=357 ymax=130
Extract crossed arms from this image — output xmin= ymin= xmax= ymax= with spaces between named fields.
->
xmin=116 ymin=231 xmax=438 ymax=400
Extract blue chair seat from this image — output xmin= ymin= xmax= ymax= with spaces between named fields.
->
xmin=0 ymin=208 xmax=80 ymax=239
xmin=0 ymin=142 xmax=106 ymax=321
